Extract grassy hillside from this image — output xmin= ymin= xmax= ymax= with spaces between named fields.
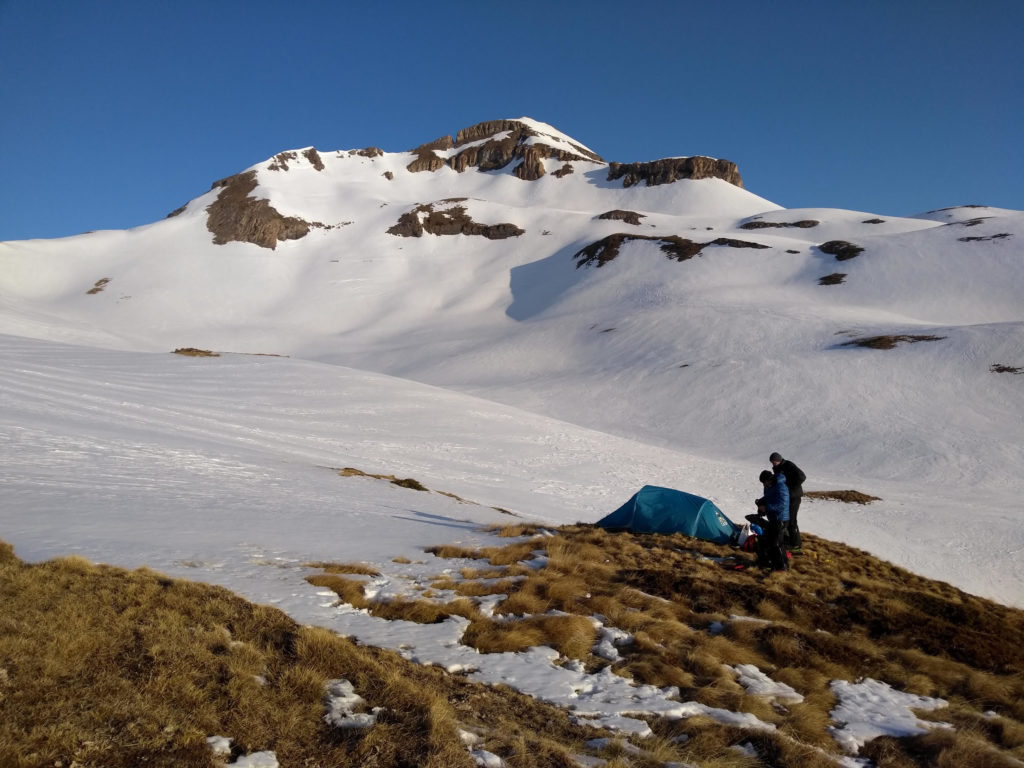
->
xmin=2 ymin=526 xmax=1023 ymax=767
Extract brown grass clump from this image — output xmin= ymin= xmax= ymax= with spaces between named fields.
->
xmin=21 ymin=509 xmax=1024 ymax=767
xmin=303 ymin=523 xmax=1017 ymax=758
xmin=86 ymin=277 xmax=111 ymax=294
xmin=0 ymin=545 xmax=472 ymax=767
xmin=804 ymin=489 xmax=882 ymax=504
xmin=1 ymin=540 xmax=618 ymax=767
xmin=304 ymin=561 xmax=380 ymax=576
xmin=399 ymin=524 xmax=1024 ymax=765
xmin=337 ymin=466 xmax=428 ymax=491
xmin=172 ymin=347 xmax=219 ymax=357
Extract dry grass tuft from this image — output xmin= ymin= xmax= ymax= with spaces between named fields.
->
xmin=12 ymin=514 xmax=1024 ymax=767
xmin=172 ymin=347 xmax=219 ymax=357
xmin=304 ymin=561 xmax=380 ymax=576
xmin=1 ymin=541 xmax=613 ymax=768
xmin=804 ymin=489 xmax=881 ymax=504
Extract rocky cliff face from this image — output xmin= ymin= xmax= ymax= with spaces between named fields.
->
xmin=407 ymin=119 xmax=604 ymax=180
xmin=206 ymin=171 xmax=321 ymax=249
xmin=607 ymin=157 xmax=744 ymax=188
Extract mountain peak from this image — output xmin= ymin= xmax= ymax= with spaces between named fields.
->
xmin=406 ymin=118 xmax=743 ymax=188
xmin=406 ymin=117 xmax=604 ymax=180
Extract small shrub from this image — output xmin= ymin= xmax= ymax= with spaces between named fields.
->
xmin=391 ymin=477 xmax=428 ymax=491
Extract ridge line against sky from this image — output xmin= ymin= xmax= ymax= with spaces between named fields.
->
xmin=1 ymin=0 xmax=1022 ymax=242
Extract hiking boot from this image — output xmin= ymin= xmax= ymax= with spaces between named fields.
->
xmin=789 ymin=547 xmax=803 ymax=555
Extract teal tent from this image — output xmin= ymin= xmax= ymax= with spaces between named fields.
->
xmin=596 ymin=485 xmax=738 ymax=544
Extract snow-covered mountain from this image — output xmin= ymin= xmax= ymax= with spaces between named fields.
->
xmin=1 ymin=117 xmax=1023 ymax=607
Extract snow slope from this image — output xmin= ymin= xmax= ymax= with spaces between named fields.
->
xmin=1 ymin=117 xmax=1022 ymax=616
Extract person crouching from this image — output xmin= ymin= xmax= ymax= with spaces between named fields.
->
xmin=755 ymin=470 xmax=790 ymax=572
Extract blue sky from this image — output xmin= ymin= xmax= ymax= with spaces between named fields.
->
xmin=1 ymin=0 xmax=1021 ymax=241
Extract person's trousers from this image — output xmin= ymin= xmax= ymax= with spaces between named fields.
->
xmin=787 ymin=493 xmax=802 ymax=549
xmin=766 ymin=518 xmax=788 ymax=570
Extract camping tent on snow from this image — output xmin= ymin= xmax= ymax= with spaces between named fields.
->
xmin=596 ymin=485 xmax=738 ymax=544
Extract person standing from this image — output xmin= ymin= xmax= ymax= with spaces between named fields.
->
xmin=770 ymin=452 xmax=806 ymax=554
xmin=755 ymin=469 xmax=790 ymax=571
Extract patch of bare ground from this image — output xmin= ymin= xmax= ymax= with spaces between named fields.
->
xmin=818 ymin=240 xmax=865 ymax=261
xmin=0 ymin=540 xmax=606 ymax=768
xmin=804 ymin=490 xmax=881 ymax=504
xmin=307 ymin=523 xmax=1024 ymax=766
xmin=818 ymin=273 xmax=846 ymax=285
xmin=598 ymin=210 xmax=646 ymax=226
xmin=552 ymin=163 xmax=574 ymax=178
xmin=574 ymin=233 xmax=769 ymax=268
xmin=841 ymin=334 xmax=946 ymax=350
xmin=386 ymin=201 xmax=524 ymax=240
xmin=607 ymin=157 xmax=744 ymax=188
xmin=740 ymin=220 xmax=819 ymax=229
xmin=991 ymin=363 xmax=1023 ymax=374
xmin=172 ymin=348 xmax=219 ymax=357
xmin=205 ymin=171 xmax=328 ymax=249
xmin=862 ymin=218 xmax=886 ymax=224
xmin=86 ymin=277 xmax=111 ymax=294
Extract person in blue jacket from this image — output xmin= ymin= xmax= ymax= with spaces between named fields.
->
xmin=755 ymin=469 xmax=790 ymax=571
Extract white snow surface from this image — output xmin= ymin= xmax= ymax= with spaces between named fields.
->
xmin=0 ymin=118 xmax=1022 ymax=752
xmin=828 ymin=678 xmax=950 ymax=754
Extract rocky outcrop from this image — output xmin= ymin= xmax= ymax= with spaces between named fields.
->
xmin=598 ymin=210 xmax=646 ymax=226
xmin=302 ymin=148 xmax=324 ymax=171
xmin=387 ymin=200 xmax=524 ymax=240
xmin=741 ymin=219 xmax=818 ymax=229
xmin=574 ymin=233 xmax=768 ymax=268
xmin=407 ymin=119 xmax=603 ymax=179
xmin=819 ymin=240 xmax=865 ymax=261
xmin=206 ymin=171 xmax=318 ymax=250
xmin=267 ymin=149 xmax=324 ymax=172
xmin=607 ymin=157 xmax=743 ymax=188
xmin=841 ymin=334 xmax=946 ymax=350
xmin=407 ymin=136 xmax=454 ymax=173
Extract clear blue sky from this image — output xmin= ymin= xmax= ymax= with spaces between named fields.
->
xmin=2 ymin=0 xmax=1022 ymax=241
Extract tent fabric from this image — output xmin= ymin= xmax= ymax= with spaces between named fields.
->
xmin=596 ymin=485 xmax=738 ymax=544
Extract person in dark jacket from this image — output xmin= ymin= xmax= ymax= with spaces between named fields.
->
xmin=770 ymin=452 xmax=806 ymax=554
xmin=755 ymin=469 xmax=790 ymax=571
